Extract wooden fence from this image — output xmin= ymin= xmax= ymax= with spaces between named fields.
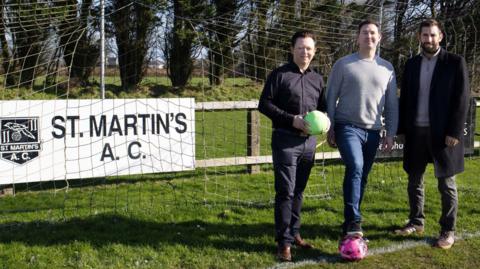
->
xmin=195 ymin=99 xmax=480 ymax=172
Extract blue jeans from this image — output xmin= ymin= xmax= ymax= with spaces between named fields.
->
xmin=335 ymin=124 xmax=380 ymax=226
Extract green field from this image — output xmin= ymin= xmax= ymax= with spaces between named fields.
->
xmin=0 ymin=79 xmax=478 ymax=268
xmin=0 ymin=157 xmax=479 ymax=268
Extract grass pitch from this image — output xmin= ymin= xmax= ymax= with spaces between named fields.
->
xmin=0 ymin=156 xmax=479 ymax=268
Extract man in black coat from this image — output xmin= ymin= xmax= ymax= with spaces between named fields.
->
xmin=395 ymin=19 xmax=470 ymax=250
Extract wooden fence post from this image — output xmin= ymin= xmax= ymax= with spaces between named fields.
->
xmin=247 ymin=107 xmax=260 ymax=174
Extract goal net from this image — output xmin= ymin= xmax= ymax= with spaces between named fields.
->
xmin=0 ymin=0 xmax=478 ymax=225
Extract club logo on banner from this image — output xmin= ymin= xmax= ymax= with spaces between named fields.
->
xmin=0 ymin=117 xmax=41 ymax=164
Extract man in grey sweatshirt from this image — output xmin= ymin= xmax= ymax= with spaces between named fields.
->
xmin=326 ymin=19 xmax=398 ymax=237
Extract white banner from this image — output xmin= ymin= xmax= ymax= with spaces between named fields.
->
xmin=0 ymin=98 xmax=195 ymax=184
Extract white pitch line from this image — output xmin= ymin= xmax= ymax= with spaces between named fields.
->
xmin=268 ymin=231 xmax=480 ymax=269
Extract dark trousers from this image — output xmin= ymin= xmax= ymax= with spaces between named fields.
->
xmin=406 ymin=127 xmax=458 ymax=232
xmin=272 ymin=129 xmax=316 ymax=247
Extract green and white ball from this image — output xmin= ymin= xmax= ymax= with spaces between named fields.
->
xmin=304 ymin=110 xmax=330 ymax=135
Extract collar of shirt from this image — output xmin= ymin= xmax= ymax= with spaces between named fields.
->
xmin=287 ymin=62 xmax=313 ymax=74
xmin=354 ymin=52 xmax=378 ymax=62
xmin=421 ymin=47 xmax=441 ymax=60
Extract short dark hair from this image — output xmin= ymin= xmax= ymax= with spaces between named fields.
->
xmin=357 ymin=19 xmax=380 ymax=33
xmin=291 ymin=30 xmax=316 ymax=47
xmin=418 ymin=19 xmax=443 ymax=33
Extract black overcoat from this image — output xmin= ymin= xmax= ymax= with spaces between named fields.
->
xmin=398 ymin=48 xmax=470 ymax=177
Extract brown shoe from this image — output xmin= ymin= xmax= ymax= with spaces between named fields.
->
xmin=276 ymin=245 xmax=292 ymax=262
xmin=294 ymin=235 xmax=314 ymax=249
xmin=435 ymin=231 xmax=454 ymax=249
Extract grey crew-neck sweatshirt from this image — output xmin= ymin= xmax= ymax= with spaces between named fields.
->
xmin=326 ymin=53 xmax=398 ymax=136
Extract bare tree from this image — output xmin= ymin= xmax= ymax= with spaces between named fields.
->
xmin=165 ymin=0 xmax=207 ymax=89
xmin=56 ymin=0 xmax=99 ymax=87
xmin=2 ymin=0 xmax=51 ymax=88
xmin=110 ymin=0 xmax=158 ymax=90
xmin=205 ymin=0 xmax=243 ymax=86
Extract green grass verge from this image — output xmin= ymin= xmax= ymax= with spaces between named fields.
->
xmin=0 ymin=157 xmax=478 ymax=268
xmin=0 ymin=77 xmax=263 ymax=101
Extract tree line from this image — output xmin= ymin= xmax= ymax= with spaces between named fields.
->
xmin=0 ymin=0 xmax=479 ymax=95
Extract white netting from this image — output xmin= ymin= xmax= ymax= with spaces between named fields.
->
xmin=0 ymin=0 xmax=478 ymax=223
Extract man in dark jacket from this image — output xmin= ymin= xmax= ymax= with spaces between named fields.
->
xmin=258 ymin=30 xmax=326 ymax=262
xmin=395 ymin=19 xmax=470 ymax=250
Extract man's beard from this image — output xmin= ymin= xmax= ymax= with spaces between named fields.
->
xmin=421 ymin=43 xmax=439 ymax=54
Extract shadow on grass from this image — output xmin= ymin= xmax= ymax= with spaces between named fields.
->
xmin=0 ymin=213 xmax=341 ymax=261
xmin=8 ymin=162 xmax=271 ymax=195
xmin=149 ymin=84 xmax=171 ymax=97
xmin=368 ymin=208 xmax=409 ymax=214
xmin=362 ymin=223 xmax=439 ymax=245
xmin=466 ymin=209 xmax=480 ymax=215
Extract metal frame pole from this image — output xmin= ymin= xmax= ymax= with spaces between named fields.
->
xmin=100 ymin=0 xmax=105 ymax=99
xmin=378 ymin=0 xmax=385 ymax=56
